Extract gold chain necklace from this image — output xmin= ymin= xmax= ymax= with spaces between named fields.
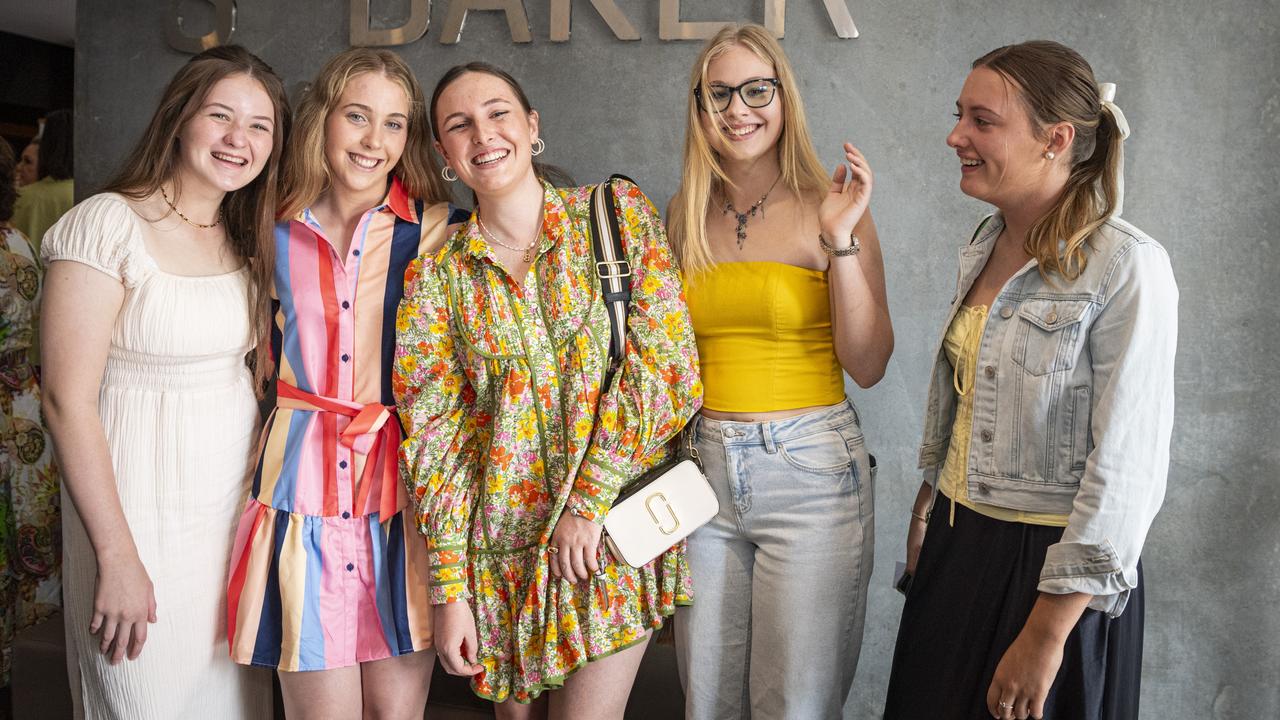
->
xmin=477 ymin=214 xmax=539 ymax=263
xmin=160 ymin=186 xmax=222 ymax=229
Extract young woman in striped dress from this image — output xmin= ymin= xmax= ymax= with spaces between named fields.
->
xmin=225 ymin=48 xmax=454 ymax=718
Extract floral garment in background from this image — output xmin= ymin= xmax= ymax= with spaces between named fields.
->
xmin=0 ymin=225 xmax=60 ymax=686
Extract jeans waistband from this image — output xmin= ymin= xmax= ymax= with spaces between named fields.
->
xmin=693 ymin=399 xmax=860 ymax=447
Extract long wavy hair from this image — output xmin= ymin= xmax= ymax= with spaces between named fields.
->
xmin=101 ymin=45 xmax=290 ymax=396
xmin=974 ymin=41 xmax=1124 ymax=280
xmin=668 ymin=23 xmax=829 ymax=277
xmin=278 ymin=48 xmax=449 ymax=219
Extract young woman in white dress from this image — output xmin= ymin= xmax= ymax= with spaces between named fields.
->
xmin=39 ymin=46 xmax=288 ymax=719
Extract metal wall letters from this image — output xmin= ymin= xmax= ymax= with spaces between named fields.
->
xmin=171 ymin=0 xmax=860 ymax=52
xmin=550 ymin=0 xmax=639 ymax=42
xmin=439 ymin=0 xmax=532 ymax=44
xmin=165 ymin=0 xmax=237 ymax=53
xmin=350 ymin=0 xmax=430 ymax=47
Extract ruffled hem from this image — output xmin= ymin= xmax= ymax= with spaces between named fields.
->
xmin=466 ymin=539 xmax=692 ymax=703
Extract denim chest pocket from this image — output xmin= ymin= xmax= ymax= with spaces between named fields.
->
xmin=1012 ymin=299 xmax=1092 ymax=376
xmin=778 ymin=430 xmax=856 ymax=475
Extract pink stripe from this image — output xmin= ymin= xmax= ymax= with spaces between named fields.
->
xmin=287 ymin=224 xmax=330 ymax=394
xmin=318 ymin=518 xmax=352 ymax=669
xmin=355 ymin=525 xmax=391 ymax=662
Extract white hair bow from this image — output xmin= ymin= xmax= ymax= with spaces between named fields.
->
xmin=1098 ymin=82 xmax=1130 ymax=215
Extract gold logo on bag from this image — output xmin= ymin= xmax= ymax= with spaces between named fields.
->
xmin=645 ymin=493 xmax=680 ymax=535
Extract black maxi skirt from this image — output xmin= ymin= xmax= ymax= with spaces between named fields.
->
xmin=883 ymin=501 xmax=1144 ymax=720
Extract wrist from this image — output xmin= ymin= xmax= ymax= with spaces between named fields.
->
xmin=819 ymin=229 xmax=861 ymax=256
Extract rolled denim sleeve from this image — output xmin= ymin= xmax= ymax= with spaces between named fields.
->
xmin=1038 ymin=239 xmax=1178 ymax=616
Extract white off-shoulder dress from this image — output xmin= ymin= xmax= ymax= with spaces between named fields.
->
xmin=42 ymin=194 xmax=271 ymax=719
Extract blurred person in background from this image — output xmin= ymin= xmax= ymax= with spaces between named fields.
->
xmin=13 ymin=110 xmax=74 ymax=250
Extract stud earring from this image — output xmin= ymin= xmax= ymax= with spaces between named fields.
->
xmin=441 ymin=166 xmax=458 ymax=182
xmin=1044 ymin=151 xmax=1056 ymax=160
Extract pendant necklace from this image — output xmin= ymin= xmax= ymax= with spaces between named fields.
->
xmin=478 ymin=213 xmax=539 ymax=263
xmin=722 ymin=173 xmax=781 ymax=249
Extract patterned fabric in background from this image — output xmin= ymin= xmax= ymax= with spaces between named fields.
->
xmin=396 ymin=180 xmax=702 ymax=703
xmin=0 ymin=225 xmax=60 ymax=686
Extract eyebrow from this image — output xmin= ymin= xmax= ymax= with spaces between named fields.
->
xmin=956 ymin=101 xmax=1002 ymax=117
xmin=709 ymin=76 xmax=772 ymax=86
xmin=205 ymin=101 xmax=274 ymax=124
xmin=341 ymin=102 xmax=408 ymax=121
xmin=442 ymin=97 xmax=513 ymax=125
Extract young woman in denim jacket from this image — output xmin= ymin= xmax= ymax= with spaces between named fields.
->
xmin=883 ymin=41 xmax=1177 ymax=720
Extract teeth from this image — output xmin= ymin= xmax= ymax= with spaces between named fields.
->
xmin=348 ymin=153 xmax=379 ymax=169
xmin=724 ymin=125 xmax=758 ymax=137
xmin=473 ymin=149 xmax=509 ymax=165
xmin=960 ymin=158 xmax=983 ymax=166
xmin=212 ymin=152 xmax=247 ymax=166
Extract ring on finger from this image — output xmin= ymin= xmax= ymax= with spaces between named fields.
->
xmin=547 ymin=545 xmax=559 ymax=555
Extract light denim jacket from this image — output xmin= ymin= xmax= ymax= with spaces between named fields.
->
xmin=918 ymin=213 xmax=1177 ymax=617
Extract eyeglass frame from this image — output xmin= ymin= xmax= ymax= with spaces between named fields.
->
xmin=693 ymin=77 xmax=781 ymax=113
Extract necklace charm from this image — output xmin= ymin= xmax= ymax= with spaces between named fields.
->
xmin=478 ymin=214 xmax=539 ymax=263
xmin=721 ymin=173 xmax=781 ymax=250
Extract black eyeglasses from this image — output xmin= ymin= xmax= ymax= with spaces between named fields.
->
xmin=694 ymin=78 xmax=780 ymax=113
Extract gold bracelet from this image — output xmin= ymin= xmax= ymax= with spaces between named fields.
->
xmin=910 ymin=510 xmax=929 ymax=523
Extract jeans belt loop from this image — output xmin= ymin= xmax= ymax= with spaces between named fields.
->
xmin=761 ymin=422 xmax=777 ymax=454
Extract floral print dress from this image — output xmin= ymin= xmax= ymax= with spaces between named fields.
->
xmin=395 ymin=179 xmax=702 ymax=703
xmin=0 ymin=226 xmax=59 ymax=686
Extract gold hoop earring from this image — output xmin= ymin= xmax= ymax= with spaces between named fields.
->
xmin=441 ymin=166 xmax=458 ymax=182
xmin=532 ymin=138 xmax=546 ymax=156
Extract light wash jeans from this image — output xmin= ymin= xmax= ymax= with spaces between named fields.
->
xmin=675 ymin=399 xmax=875 ymax=720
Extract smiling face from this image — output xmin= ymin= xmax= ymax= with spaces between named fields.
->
xmin=946 ymin=66 xmax=1054 ymax=208
xmin=434 ymin=71 xmax=539 ymax=197
xmin=322 ymin=71 xmax=411 ymax=202
xmin=174 ymin=73 xmax=275 ymax=196
xmin=698 ymin=44 xmax=783 ymax=163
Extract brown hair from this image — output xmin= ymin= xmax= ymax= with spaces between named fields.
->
xmin=974 ymin=40 xmax=1123 ymax=280
xmin=0 ymin=141 xmax=17 ymax=223
xmin=428 ymin=62 xmax=575 ymax=193
xmin=278 ymin=48 xmax=448 ymax=219
xmin=38 ymin=109 xmax=73 ymax=181
xmin=101 ymin=44 xmax=291 ymax=396
xmin=668 ymin=24 xmax=829 ymax=277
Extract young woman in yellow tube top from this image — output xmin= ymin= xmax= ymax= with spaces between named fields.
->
xmin=666 ymin=24 xmax=893 ymax=720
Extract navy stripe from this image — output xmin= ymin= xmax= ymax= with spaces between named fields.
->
xmin=447 ymin=203 xmax=471 ymax=225
xmin=386 ymin=514 xmax=413 ymax=653
xmin=250 ymin=511 xmax=289 ymax=667
xmin=381 ymin=199 xmax=425 ymax=406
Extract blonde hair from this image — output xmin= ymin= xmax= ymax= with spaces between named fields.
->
xmin=974 ymin=41 xmax=1123 ymax=280
xmin=279 ymin=48 xmax=448 ymax=219
xmin=668 ymin=24 xmax=829 ymax=277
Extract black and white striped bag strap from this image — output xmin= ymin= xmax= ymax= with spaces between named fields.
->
xmin=588 ymin=174 xmax=636 ymax=394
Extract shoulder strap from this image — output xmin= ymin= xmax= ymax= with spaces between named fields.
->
xmin=588 ymin=174 xmax=636 ymax=393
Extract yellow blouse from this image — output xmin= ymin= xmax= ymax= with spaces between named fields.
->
xmin=685 ymin=261 xmax=844 ymax=413
xmin=938 ymin=305 xmax=1069 ymax=527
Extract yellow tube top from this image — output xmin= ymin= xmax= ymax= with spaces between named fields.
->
xmin=938 ymin=305 xmax=1068 ymax=527
xmin=685 ymin=261 xmax=844 ymax=413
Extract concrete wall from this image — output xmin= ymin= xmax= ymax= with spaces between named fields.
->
xmin=75 ymin=1 xmax=1280 ymax=717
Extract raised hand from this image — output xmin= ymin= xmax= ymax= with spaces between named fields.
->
xmin=818 ymin=142 xmax=874 ymax=247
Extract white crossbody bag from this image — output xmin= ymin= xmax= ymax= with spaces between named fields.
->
xmin=587 ymin=176 xmax=718 ymax=568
